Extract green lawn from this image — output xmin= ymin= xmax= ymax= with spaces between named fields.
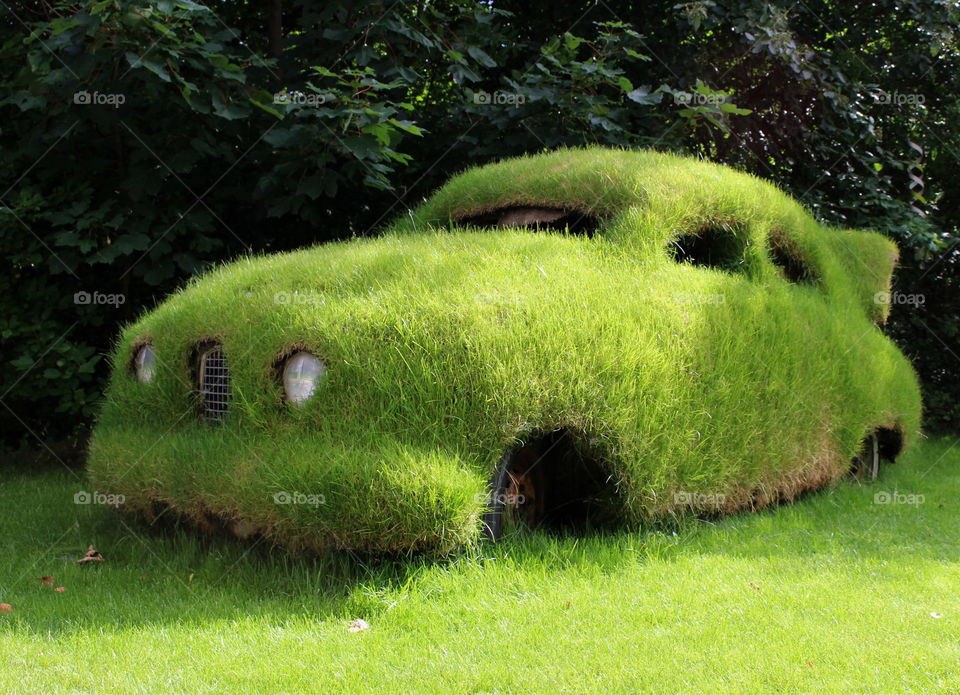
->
xmin=2 ymin=436 xmax=958 ymax=694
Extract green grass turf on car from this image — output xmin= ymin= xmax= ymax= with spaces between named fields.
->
xmin=87 ymin=147 xmax=922 ymax=555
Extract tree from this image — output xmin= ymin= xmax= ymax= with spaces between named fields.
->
xmin=1 ymin=0 xmax=957 ymax=453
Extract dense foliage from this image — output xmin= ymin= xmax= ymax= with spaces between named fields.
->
xmin=2 ymin=0 xmax=958 ymax=452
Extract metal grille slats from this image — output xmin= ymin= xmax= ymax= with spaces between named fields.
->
xmin=199 ymin=346 xmax=230 ymax=423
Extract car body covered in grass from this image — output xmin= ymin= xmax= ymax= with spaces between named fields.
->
xmin=88 ymin=148 xmax=922 ymax=555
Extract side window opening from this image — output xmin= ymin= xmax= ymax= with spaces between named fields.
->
xmin=769 ymin=230 xmax=819 ymax=285
xmin=457 ymin=206 xmax=599 ymax=236
xmin=669 ymin=225 xmax=749 ymax=272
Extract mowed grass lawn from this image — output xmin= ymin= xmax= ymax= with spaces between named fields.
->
xmin=2 ymin=437 xmax=959 ymax=694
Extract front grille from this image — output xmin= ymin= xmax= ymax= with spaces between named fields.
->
xmin=198 ymin=344 xmax=230 ymax=423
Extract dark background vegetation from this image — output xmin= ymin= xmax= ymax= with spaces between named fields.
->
xmin=2 ymin=0 xmax=958 ymax=457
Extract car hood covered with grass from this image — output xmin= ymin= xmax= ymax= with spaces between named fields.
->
xmin=87 ymin=148 xmax=922 ymax=555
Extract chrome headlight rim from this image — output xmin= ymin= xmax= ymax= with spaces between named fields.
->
xmin=282 ymin=351 xmax=326 ymax=406
xmin=132 ymin=342 xmax=157 ymax=384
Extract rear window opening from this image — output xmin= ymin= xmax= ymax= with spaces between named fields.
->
xmin=457 ymin=206 xmax=599 ymax=235
xmin=769 ymin=231 xmax=819 ymax=284
xmin=670 ymin=225 xmax=748 ymax=271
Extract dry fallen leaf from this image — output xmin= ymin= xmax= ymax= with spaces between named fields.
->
xmin=38 ymin=576 xmax=55 ymax=587
xmin=55 ymin=587 xmax=66 ymax=593
xmin=0 ymin=604 xmax=13 ymax=614
xmin=347 ymin=618 xmax=370 ymax=633
xmin=749 ymin=582 xmax=761 ymax=591
xmin=77 ymin=545 xmax=104 ymax=564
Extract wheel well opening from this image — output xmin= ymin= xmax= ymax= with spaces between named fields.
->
xmin=487 ymin=428 xmax=624 ymax=536
xmin=850 ymin=425 xmax=905 ymax=478
xmin=875 ymin=426 xmax=904 ymax=461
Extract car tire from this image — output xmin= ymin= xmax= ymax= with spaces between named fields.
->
xmin=481 ymin=441 xmax=546 ymax=540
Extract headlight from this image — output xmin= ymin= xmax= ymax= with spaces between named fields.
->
xmin=133 ymin=344 xmax=156 ymax=383
xmin=283 ymin=352 xmax=325 ymax=406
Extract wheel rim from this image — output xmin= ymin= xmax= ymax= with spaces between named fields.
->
xmin=500 ymin=446 xmax=543 ymax=533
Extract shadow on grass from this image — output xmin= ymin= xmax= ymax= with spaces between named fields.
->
xmin=2 ymin=436 xmax=957 ymax=635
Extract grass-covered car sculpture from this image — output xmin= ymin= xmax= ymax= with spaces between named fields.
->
xmin=88 ymin=148 xmax=922 ymax=555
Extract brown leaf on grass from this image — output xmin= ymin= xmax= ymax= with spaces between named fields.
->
xmin=347 ymin=618 xmax=370 ymax=633
xmin=38 ymin=576 xmax=55 ymax=587
xmin=55 ymin=587 xmax=66 ymax=593
xmin=749 ymin=582 xmax=761 ymax=591
xmin=77 ymin=545 xmax=104 ymax=564
xmin=0 ymin=604 xmax=12 ymax=614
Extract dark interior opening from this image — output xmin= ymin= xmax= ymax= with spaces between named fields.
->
xmin=876 ymin=426 xmax=904 ymax=461
xmin=669 ymin=225 xmax=747 ymax=271
xmin=495 ymin=429 xmax=623 ymax=534
xmin=458 ymin=206 xmax=599 ymax=236
xmin=850 ymin=425 xmax=904 ymax=478
xmin=769 ymin=233 xmax=818 ymax=284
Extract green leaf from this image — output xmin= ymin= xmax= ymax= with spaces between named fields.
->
xmin=126 ymin=52 xmax=172 ymax=82
xmin=342 ymin=135 xmax=380 ymax=160
xmin=627 ymin=87 xmax=661 ymax=105
xmin=250 ymin=96 xmax=284 ymax=119
xmin=363 ymin=122 xmax=392 ymax=146
xmin=388 ymin=119 xmax=424 ymax=136
xmin=719 ymin=103 xmax=752 ymax=115
xmin=296 ymin=175 xmax=326 ymax=200
xmin=466 ymin=45 xmax=497 ymax=68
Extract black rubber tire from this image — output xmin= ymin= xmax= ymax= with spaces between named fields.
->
xmin=481 ymin=444 xmax=546 ymax=541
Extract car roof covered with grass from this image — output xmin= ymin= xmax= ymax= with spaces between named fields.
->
xmin=88 ymin=147 xmax=922 ymax=555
